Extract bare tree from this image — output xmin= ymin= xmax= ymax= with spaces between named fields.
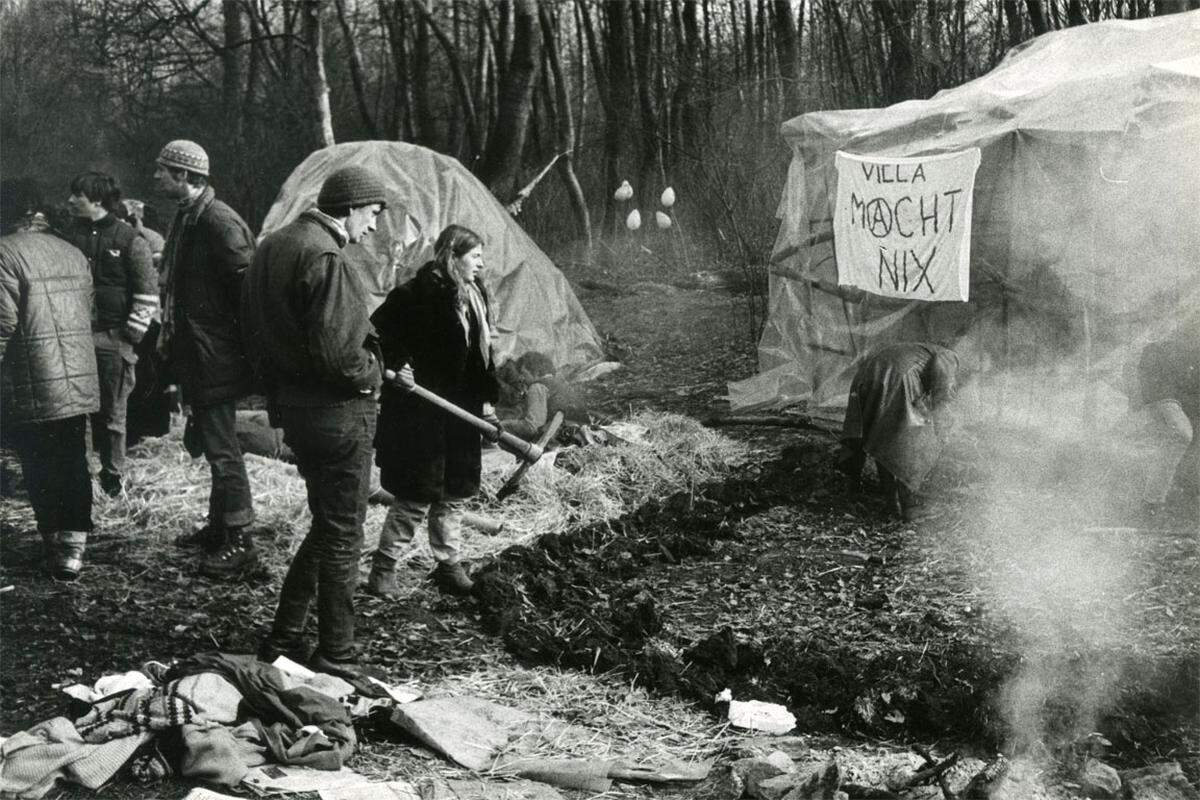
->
xmin=476 ymin=0 xmax=541 ymax=197
xmin=301 ymin=0 xmax=335 ymax=149
xmin=333 ymin=0 xmax=378 ymax=136
xmin=539 ymin=3 xmax=590 ymax=244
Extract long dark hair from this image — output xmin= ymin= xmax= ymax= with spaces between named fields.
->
xmin=432 ymin=223 xmax=484 ymax=303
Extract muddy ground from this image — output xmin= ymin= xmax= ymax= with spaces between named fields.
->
xmin=1 ymin=282 xmax=1197 ymax=798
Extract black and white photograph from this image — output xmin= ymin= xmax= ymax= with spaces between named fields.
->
xmin=0 ymin=1 xmax=1197 ymax=798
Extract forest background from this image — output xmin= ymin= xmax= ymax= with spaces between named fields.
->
xmin=2 ymin=0 xmax=1196 ymax=317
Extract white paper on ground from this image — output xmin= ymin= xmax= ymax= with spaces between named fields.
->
xmin=319 ymin=780 xmax=421 ymax=800
xmin=727 ymin=699 xmax=797 ymax=735
xmin=184 ymin=789 xmax=245 ymax=800
xmin=271 ymin=655 xmax=317 ymax=679
xmin=242 ymin=765 xmax=365 ymax=795
xmin=367 ymin=676 xmax=423 ymax=704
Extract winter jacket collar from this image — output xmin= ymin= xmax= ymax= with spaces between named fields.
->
xmin=301 ymin=208 xmax=349 ymax=248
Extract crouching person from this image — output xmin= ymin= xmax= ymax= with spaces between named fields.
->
xmin=838 ymin=342 xmax=960 ymax=523
xmin=1136 ymin=332 xmax=1199 ymax=520
xmin=242 ymin=165 xmax=388 ymax=679
xmin=499 ymin=351 xmax=589 ymax=442
xmin=0 ymin=185 xmax=100 ymax=580
xmin=368 ymin=224 xmax=498 ymax=599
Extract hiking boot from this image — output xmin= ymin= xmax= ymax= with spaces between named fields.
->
xmin=175 ymin=522 xmax=225 ymax=552
xmin=365 ymin=565 xmax=399 ymax=599
xmin=52 ymin=531 xmax=87 ymax=581
xmin=431 ymin=561 xmax=474 ymax=596
xmin=199 ymin=528 xmax=259 ymax=580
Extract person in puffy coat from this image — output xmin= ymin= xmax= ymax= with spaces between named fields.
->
xmin=0 ymin=184 xmax=100 ymax=580
xmin=154 ymin=139 xmax=258 ymax=579
xmin=369 ymin=224 xmax=499 ymax=598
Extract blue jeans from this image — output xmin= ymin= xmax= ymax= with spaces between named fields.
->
xmin=269 ymin=397 xmax=378 ymax=661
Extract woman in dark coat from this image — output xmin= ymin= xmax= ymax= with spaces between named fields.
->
xmin=369 ymin=224 xmax=498 ymax=597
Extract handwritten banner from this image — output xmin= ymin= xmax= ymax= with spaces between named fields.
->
xmin=833 ymin=149 xmax=980 ymax=302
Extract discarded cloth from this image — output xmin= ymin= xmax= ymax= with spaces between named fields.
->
xmin=75 ymin=672 xmax=242 ymax=743
xmin=0 ymin=717 xmax=151 ymax=800
xmin=180 ymin=721 xmax=267 ymax=787
xmin=169 ymin=652 xmax=355 ymax=767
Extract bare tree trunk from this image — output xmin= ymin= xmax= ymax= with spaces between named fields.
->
xmin=476 ymin=0 xmax=541 ymax=197
xmin=771 ymin=0 xmax=798 ymax=112
xmin=380 ymin=0 xmax=414 ymax=140
xmin=1002 ymin=0 xmax=1023 ymax=48
xmin=411 ymin=0 xmax=482 ymax=158
xmin=825 ymin=0 xmax=862 ymax=100
xmin=539 ymin=3 xmax=590 ymax=244
xmin=670 ymin=0 xmax=701 ymax=172
xmin=222 ymin=0 xmax=246 ymax=144
xmin=874 ymin=0 xmax=914 ymax=103
xmin=301 ymin=0 xmax=335 ymax=149
xmin=630 ymin=0 xmax=662 ymax=206
xmin=412 ymin=2 xmax=433 ymax=145
xmin=333 ymin=0 xmax=378 ymax=136
xmin=1066 ymin=0 xmax=1089 ymax=23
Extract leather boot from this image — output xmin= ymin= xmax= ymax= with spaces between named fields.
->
xmin=365 ymin=564 xmax=399 ymax=599
xmin=431 ymin=562 xmax=474 ymax=596
xmin=200 ymin=527 xmax=260 ymax=580
xmin=54 ymin=531 xmax=87 ymax=581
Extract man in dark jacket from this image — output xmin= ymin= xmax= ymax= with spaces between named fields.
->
xmin=154 ymin=139 xmax=258 ymax=579
xmin=242 ymin=165 xmax=392 ymax=679
xmin=63 ymin=171 xmax=158 ymax=497
xmin=0 ymin=184 xmax=100 ymax=580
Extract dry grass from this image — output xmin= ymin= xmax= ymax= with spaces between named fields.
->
xmin=352 ymin=661 xmax=733 ymax=786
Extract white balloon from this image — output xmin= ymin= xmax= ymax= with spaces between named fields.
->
xmin=625 ymin=209 xmax=642 ymax=230
xmin=655 ymin=211 xmax=672 ymax=229
xmin=614 ymin=180 xmax=634 ymax=201
xmin=660 ymin=186 xmax=676 ymax=208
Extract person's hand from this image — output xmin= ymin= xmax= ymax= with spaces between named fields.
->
xmin=384 ymin=364 xmax=415 ymax=392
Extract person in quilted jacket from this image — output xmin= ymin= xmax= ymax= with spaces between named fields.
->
xmin=0 ymin=181 xmax=100 ymax=580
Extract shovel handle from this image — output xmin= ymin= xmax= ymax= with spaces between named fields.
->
xmin=409 ymin=384 xmax=542 ymax=463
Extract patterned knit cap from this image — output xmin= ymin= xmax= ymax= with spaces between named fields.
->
xmin=317 ymin=165 xmax=389 ymax=210
xmin=156 ymin=140 xmax=209 ymax=176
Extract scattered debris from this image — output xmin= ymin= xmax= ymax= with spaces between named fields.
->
xmin=242 ymin=763 xmax=366 ymax=795
xmin=1078 ymin=758 xmax=1121 ymax=799
xmin=720 ymin=693 xmax=797 ymax=736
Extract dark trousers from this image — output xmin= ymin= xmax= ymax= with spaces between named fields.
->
xmin=9 ymin=416 xmax=93 ymax=533
xmin=191 ymin=400 xmax=255 ymax=529
xmin=93 ymin=330 xmax=137 ymax=482
xmin=269 ymin=397 xmax=377 ymax=661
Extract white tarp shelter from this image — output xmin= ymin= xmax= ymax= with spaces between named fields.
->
xmin=261 ymin=141 xmax=604 ymax=369
xmin=732 ymin=12 xmax=1200 ymax=428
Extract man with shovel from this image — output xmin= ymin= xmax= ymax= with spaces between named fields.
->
xmin=241 ymin=165 xmax=407 ymax=680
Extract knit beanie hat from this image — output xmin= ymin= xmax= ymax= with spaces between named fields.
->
xmin=317 ymin=166 xmax=389 ymax=211
xmin=157 ymin=140 xmax=210 ymax=176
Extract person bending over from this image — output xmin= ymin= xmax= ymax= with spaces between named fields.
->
xmin=838 ymin=341 xmax=960 ymax=523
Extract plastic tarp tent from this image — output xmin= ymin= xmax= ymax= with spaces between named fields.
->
xmin=731 ymin=12 xmax=1200 ymax=428
xmin=260 ymin=141 xmax=604 ymax=369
